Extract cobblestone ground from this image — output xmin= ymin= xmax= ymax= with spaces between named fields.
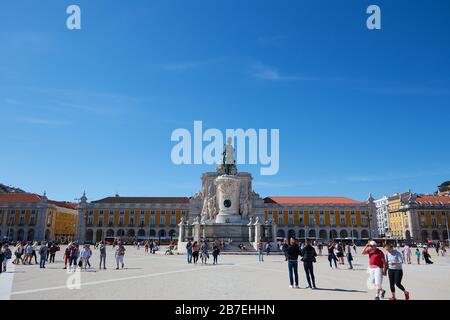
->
xmin=1 ymin=246 xmax=449 ymax=300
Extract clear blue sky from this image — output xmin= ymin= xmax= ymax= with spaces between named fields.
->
xmin=1 ymin=0 xmax=449 ymax=202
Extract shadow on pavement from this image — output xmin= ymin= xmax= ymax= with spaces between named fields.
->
xmin=313 ymin=288 xmax=367 ymax=293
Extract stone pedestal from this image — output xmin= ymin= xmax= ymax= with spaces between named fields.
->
xmin=214 ymin=175 xmax=241 ymax=223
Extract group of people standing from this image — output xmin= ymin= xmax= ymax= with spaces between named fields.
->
xmin=185 ymin=240 xmax=221 ymax=265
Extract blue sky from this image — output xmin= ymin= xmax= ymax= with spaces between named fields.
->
xmin=1 ymin=0 xmax=449 ymax=202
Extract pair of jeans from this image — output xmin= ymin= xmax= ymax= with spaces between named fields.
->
xmin=99 ymin=255 xmax=106 ymax=268
xmin=50 ymin=254 xmax=55 ymax=263
xmin=303 ymin=261 xmax=316 ymax=288
xmin=193 ymin=252 xmax=199 ymax=264
xmin=288 ymin=260 xmax=299 ymax=286
xmin=40 ymin=254 xmax=47 ymax=268
xmin=187 ymin=250 xmax=193 ymax=263
xmin=213 ymin=255 xmax=218 ymax=264
xmin=347 ymin=255 xmax=353 ymax=269
xmin=328 ymin=255 xmax=337 ymax=268
xmin=258 ymin=249 xmax=264 ymax=261
xmin=70 ymin=256 xmax=78 ymax=267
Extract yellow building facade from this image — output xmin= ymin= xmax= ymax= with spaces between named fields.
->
xmin=0 ymin=193 xmax=78 ymax=242
xmin=387 ymin=192 xmax=449 ymax=242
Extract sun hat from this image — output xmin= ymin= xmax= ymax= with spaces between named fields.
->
xmin=369 ymin=241 xmax=377 ymax=246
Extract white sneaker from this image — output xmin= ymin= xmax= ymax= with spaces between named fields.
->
xmin=289 ymin=285 xmax=294 ymax=289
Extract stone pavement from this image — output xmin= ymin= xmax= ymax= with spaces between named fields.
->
xmin=1 ymin=246 xmax=449 ymax=300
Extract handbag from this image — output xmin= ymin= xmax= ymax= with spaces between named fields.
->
xmin=78 ymin=259 xmax=83 ymax=267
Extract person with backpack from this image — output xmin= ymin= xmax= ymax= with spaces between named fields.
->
xmin=99 ymin=241 xmax=107 ymax=269
xmin=300 ymin=240 xmax=317 ymax=289
xmin=115 ymin=241 xmax=126 ymax=269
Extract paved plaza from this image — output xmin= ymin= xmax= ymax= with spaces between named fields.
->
xmin=1 ymin=246 xmax=449 ymax=300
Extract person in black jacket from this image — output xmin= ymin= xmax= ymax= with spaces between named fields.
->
xmin=300 ymin=240 xmax=317 ymax=289
xmin=286 ymin=238 xmax=301 ymax=289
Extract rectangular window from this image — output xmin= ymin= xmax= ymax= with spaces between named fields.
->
xmin=119 ymin=211 xmax=124 ymax=226
xmin=278 ymin=213 xmax=283 ymax=225
xmin=160 ymin=213 xmax=166 ymax=226
xmin=98 ymin=210 xmax=104 ymax=226
xmin=30 ymin=210 xmax=36 ymax=225
xmin=108 ymin=211 xmax=114 ymax=225
xmin=9 ymin=210 xmax=15 ymax=225
xmin=150 ymin=214 xmax=155 ymax=226
xmin=88 ymin=210 xmax=93 ymax=225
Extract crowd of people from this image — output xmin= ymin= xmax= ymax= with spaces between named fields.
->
xmin=1 ymin=237 xmax=447 ymax=300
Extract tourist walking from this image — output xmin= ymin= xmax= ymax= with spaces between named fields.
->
xmin=63 ymin=244 xmax=71 ymax=269
xmin=200 ymin=241 xmax=209 ymax=264
xmin=363 ymin=241 xmax=386 ymax=300
xmin=346 ymin=244 xmax=354 ymax=269
xmin=69 ymin=243 xmax=80 ymax=269
xmin=212 ymin=243 xmax=220 ymax=265
xmin=265 ymin=242 xmax=271 ymax=256
xmin=192 ymin=241 xmax=200 ymax=264
xmin=336 ymin=243 xmax=345 ymax=265
xmin=39 ymin=242 xmax=48 ymax=269
xmin=13 ymin=241 xmax=23 ymax=265
xmin=384 ymin=244 xmax=410 ymax=300
xmin=115 ymin=242 xmax=126 ymax=269
xmin=31 ymin=242 xmax=38 ymax=264
xmin=286 ymin=238 xmax=301 ymax=289
xmin=415 ymin=248 xmax=420 ymax=264
xmin=257 ymin=240 xmax=264 ymax=262
xmin=422 ymin=247 xmax=433 ymax=264
xmin=80 ymin=244 xmax=90 ymax=270
xmin=282 ymin=239 xmax=289 ymax=262
xmin=99 ymin=241 xmax=107 ymax=269
xmin=24 ymin=242 xmax=33 ymax=264
xmin=300 ymin=240 xmax=317 ymax=289
xmin=186 ymin=240 xmax=193 ymax=264
xmin=49 ymin=244 xmax=58 ymax=263
xmin=318 ymin=243 xmax=323 ymax=256
xmin=404 ymin=244 xmax=412 ymax=264
xmin=1 ymin=244 xmax=12 ymax=272
xmin=327 ymin=242 xmax=338 ymax=269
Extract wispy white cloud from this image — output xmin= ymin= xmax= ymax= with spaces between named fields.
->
xmin=15 ymin=117 xmax=68 ymax=126
xmin=251 ymin=63 xmax=316 ymax=82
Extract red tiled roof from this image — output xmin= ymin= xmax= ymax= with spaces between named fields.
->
xmin=48 ymin=200 xmax=78 ymax=210
xmin=264 ymin=196 xmax=364 ymax=205
xmin=415 ymin=195 xmax=450 ymax=204
xmin=92 ymin=197 xmax=190 ymax=204
xmin=0 ymin=193 xmax=42 ymax=203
